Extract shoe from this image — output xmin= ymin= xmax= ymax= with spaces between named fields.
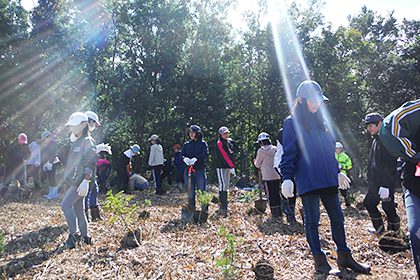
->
xmin=371 ymin=217 xmax=385 ymax=235
xmin=47 ymin=186 xmax=59 ymax=200
xmin=65 ymin=234 xmax=78 ymax=249
xmin=337 ymin=251 xmax=371 ymax=274
xmin=90 ymin=207 xmax=103 ymax=222
xmin=83 ymin=236 xmax=92 ymax=245
xmin=314 ymin=254 xmax=341 ymax=275
xmin=388 ymin=217 xmax=401 ymax=233
xmin=270 ymin=206 xmax=282 ymax=222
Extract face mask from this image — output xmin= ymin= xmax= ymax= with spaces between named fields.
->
xmin=70 ymin=133 xmax=78 ymax=142
xmin=69 ymin=123 xmax=86 ymax=136
xmin=88 ymin=122 xmax=96 ymax=132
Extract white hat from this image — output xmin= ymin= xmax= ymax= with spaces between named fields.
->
xmin=336 ymin=142 xmax=343 ymax=149
xmin=257 ymin=132 xmax=270 ymax=142
xmin=148 ymin=134 xmax=159 ymax=141
xmin=96 ymin=143 xmax=112 ymax=155
xmin=218 ymin=126 xmax=230 ymax=135
xmin=85 ymin=111 xmax=101 ymax=126
xmin=65 ymin=112 xmax=88 ymax=126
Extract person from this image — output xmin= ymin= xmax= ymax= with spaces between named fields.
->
xmin=61 ymin=112 xmax=97 ymax=249
xmin=40 ymin=130 xmax=60 ymax=199
xmin=26 ymin=135 xmax=41 ymax=189
xmin=115 ymin=144 xmax=141 ymax=193
xmin=254 ymin=132 xmax=282 ymax=221
xmin=161 ymin=158 xmax=174 ymax=187
xmin=280 ymin=80 xmax=370 ymax=275
xmin=335 ymin=142 xmax=353 ymax=207
xmin=214 ymin=126 xmax=235 ymax=217
xmin=148 ymin=134 xmax=165 ymax=195
xmin=84 ymin=111 xmax=102 ymax=222
xmin=172 ymin=144 xmax=184 ymax=191
xmin=1 ymin=133 xmax=31 ymax=195
xmin=181 ymin=125 xmax=209 ymax=210
xmin=363 ymin=113 xmax=400 ymax=235
xmin=378 ymin=100 xmax=420 ymax=277
xmin=96 ymin=143 xmax=112 ymax=194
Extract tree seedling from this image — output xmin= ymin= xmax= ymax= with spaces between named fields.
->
xmin=215 ymin=225 xmax=243 ymax=278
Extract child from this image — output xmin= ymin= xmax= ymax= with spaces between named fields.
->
xmin=115 ymin=144 xmax=141 ymax=193
xmin=172 ymin=144 xmax=184 ymax=191
xmin=181 ymin=125 xmax=209 ymax=209
xmin=61 ymin=112 xmax=97 ymax=249
xmin=41 ymin=130 xmax=60 ymax=199
xmin=215 ymin=126 xmax=235 ymax=216
xmin=254 ymin=132 xmax=282 ymax=221
xmin=280 ymin=80 xmax=370 ymax=275
xmin=148 ymin=134 xmax=165 ymax=195
xmin=335 ymin=142 xmax=353 ymax=207
xmin=96 ymin=143 xmax=112 ymax=194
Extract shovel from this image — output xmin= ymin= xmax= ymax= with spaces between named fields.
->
xmin=181 ymin=165 xmax=195 ymax=223
xmin=254 ymin=169 xmax=268 ymax=213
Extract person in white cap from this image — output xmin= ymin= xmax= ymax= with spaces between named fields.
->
xmin=40 ymin=130 xmax=60 ymax=199
xmin=148 ymin=134 xmax=165 ymax=195
xmin=335 ymin=142 xmax=353 ymax=207
xmin=115 ymin=144 xmax=141 ymax=193
xmin=26 ymin=133 xmax=42 ymax=189
xmin=61 ymin=112 xmax=97 ymax=249
xmin=95 ymin=143 xmax=112 ymax=194
xmin=214 ymin=126 xmax=235 ymax=217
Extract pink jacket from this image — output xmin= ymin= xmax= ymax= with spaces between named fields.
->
xmin=254 ymin=145 xmax=281 ymax=181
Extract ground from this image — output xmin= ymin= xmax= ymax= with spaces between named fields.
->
xmin=0 ymin=183 xmax=417 ymax=280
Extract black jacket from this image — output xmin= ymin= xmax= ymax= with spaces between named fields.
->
xmin=215 ymin=138 xmax=235 ymax=169
xmin=367 ymin=135 xmax=398 ymax=189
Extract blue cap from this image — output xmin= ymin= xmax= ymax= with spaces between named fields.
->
xmin=130 ymin=144 xmax=141 ymax=154
xmin=296 ymin=80 xmax=329 ymax=101
xmin=189 ymin=125 xmax=201 ymax=133
xmin=364 ymin=113 xmax=383 ymax=124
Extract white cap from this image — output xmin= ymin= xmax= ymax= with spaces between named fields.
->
xmin=85 ymin=111 xmax=101 ymax=126
xmin=96 ymin=143 xmax=112 ymax=155
xmin=336 ymin=142 xmax=343 ymax=149
xmin=148 ymin=134 xmax=159 ymax=141
xmin=65 ymin=112 xmax=88 ymax=126
xmin=218 ymin=126 xmax=230 ymax=135
xmin=257 ymin=132 xmax=270 ymax=142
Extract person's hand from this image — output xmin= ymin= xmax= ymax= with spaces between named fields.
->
xmin=183 ymin=157 xmax=191 ymax=166
xmin=281 ymin=179 xmax=294 ymax=198
xmin=46 ymin=162 xmax=53 ymax=171
xmin=378 ymin=187 xmax=390 ymax=200
xmin=229 ymin=168 xmax=236 ymax=176
xmin=338 ymin=172 xmax=350 ymax=190
xmin=77 ymin=179 xmax=90 ymax=197
xmin=35 ymin=162 xmax=40 ymax=167
xmin=190 ymin=158 xmax=197 ymax=165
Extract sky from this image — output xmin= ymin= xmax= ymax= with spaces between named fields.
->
xmin=21 ymin=0 xmax=419 ymax=29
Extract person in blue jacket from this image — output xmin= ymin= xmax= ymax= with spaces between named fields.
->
xmin=280 ymin=80 xmax=371 ymax=276
xmin=181 ymin=125 xmax=209 ymax=209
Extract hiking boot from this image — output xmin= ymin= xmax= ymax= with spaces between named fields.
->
xmin=337 ymin=251 xmax=371 ymax=274
xmin=388 ymin=217 xmax=401 ymax=234
xmin=371 ymin=217 xmax=385 ymax=235
xmin=270 ymin=206 xmax=282 ymax=222
xmin=219 ymin=191 xmax=228 ymax=211
xmin=65 ymin=234 xmax=79 ymax=250
xmin=83 ymin=236 xmax=92 ymax=245
xmin=314 ymin=254 xmax=341 ymax=275
xmin=90 ymin=207 xmax=103 ymax=222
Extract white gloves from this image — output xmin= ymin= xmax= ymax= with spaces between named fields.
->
xmin=338 ymin=172 xmax=350 ymax=190
xmin=183 ymin=157 xmax=198 ymax=166
xmin=230 ymin=168 xmax=236 ymax=176
xmin=378 ymin=187 xmax=390 ymax=200
xmin=281 ymin=179 xmax=294 ymax=198
xmin=35 ymin=162 xmax=40 ymax=167
xmin=77 ymin=179 xmax=90 ymax=197
xmin=43 ymin=162 xmax=53 ymax=171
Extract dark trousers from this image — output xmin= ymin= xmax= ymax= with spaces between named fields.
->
xmin=41 ymin=164 xmax=57 ymax=186
xmin=152 ymin=165 xmax=163 ymax=192
xmin=26 ymin=165 xmax=40 ymax=188
xmin=363 ymin=183 xmax=400 ymax=223
xmin=265 ymin=180 xmax=281 ymax=208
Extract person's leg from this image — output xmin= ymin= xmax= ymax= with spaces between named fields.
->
xmin=404 ymin=188 xmax=420 ymax=277
xmin=381 ymin=190 xmax=401 ymax=232
xmin=363 ymin=186 xmax=384 ymax=234
xmin=340 ymin=189 xmax=350 ymax=207
xmin=195 ymin=169 xmax=206 ymax=192
xmin=267 ymin=180 xmax=282 ymax=219
xmin=61 ymin=186 xmax=80 ymax=243
xmin=301 ymin=193 xmax=322 ymax=255
xmin=74 ymin=194 xmax=91 ymax=244
xmin=89 ymin=181 xmax=102 ymax=221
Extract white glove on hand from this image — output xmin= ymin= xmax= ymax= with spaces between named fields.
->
xmin=281 ymin=179 xmax=294 ymax=198
xmin=35 ymin=161 xmax=40 ymax=167
xmin=378 ymin=187 xmax=390 ymax=200
xmin=190 ymin=158 xmax=198 ymax=165
xmin=338 ymin=172 xmax=351 ymax=190
xmin=77 ymin=179 xmax=90 ymax=197
xmin=46 ymin=162 xmax=53 ymax=171
xmin=183 ymin=157 xmax=191 ymax=166
xmin=230 ymin=168 xmax=236 ymax=176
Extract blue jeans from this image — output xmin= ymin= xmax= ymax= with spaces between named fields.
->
xmin=404 ymin=188 xmax=420 ymax=277
xmin=84 ymin=181 xmax=99 ymax=209
xmin=301 ymin=191 xmax=351 ymax=256
xmin=184 ymin=168 xmax=206 ymax=207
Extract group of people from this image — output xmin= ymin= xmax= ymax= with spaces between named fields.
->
xmin=1 ymin=79 xmax=419 ymax=277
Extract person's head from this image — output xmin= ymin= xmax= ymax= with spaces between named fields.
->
xmin=218 ymin=126 xmax=230 ymax=140
xmin=173 ymin=144 xmax=181 ymax=152
xmin=41 ymin=130 xmax=52 ymax=142
xmin=17 ymin=133 xmax=28 ymax=145
xmin=296 ymin=80 xmax=328 ymax=113
xmin=364 ymin=113 xmax=383 ymax=136
xmin=130 ymin=144 xmax=141 ymax=155
xmin=257 ymin=132 xmax=271 ymax=146
xmin=335 ymin=142 xmax=343 ymax=154
xmin=65 ymin=112 xmax=88 ymax=138
xmin=96 ymin=143 xmax=112 ymax=157
xmin=188 ymin=125 xmax=202 ymax=141
xmin=85 ymin=111 xmax=100 ymax=132
xmin=148 ymin=134 xmax=160 ymax=144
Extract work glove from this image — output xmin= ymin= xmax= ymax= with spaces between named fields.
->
xmin=378 ymin=187 xmax=390 ymax=200
xmin=281 ymin=179 xmax=294 ymax=198
xmin=35 ymin=161 xmax=40 ymax=167
xmin=229 ymin=168 xmax=236 ymax=176
xmin=183 ymin=157 xmax=191 ymax=166
xmin=190 ymin=158 xmax=198 ymax=165
xmin=338 ymin=172 xmax=350 ymax=190
xmin=46 ymin=161 xmax=53 ymax=171
xmin=77 ymin=179 xmax=90 ymax=197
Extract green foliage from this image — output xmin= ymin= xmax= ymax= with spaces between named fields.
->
xmin=238 ymin=188 xmax=259 ymax=203
xmin=103 ymin=190 xmax=139 ymax=232
xmin=0 ymin=231 xmax=4 ymax=253
xmin=215 ymin=225 xmax=243 ymax=279
xmin=196 ymin=190 xmax=213 ymax=207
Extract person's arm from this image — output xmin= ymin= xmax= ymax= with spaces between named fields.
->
xmin=379 ymin=143 xmax=398 ymax=190
xmin=148 ymin=146 xmax=156 ymax=166
xmin=254 ymin=150 xmax=263 ymax=169
xmin=195 ymin=141 xmax=209 ymax=161
xmin=82 ymin=138 xmax=98 ymax=180
xmin=280 ymin=118 xmax=298 ymax=180
xmin=217 ymin=140 xmax=234 ymax=168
